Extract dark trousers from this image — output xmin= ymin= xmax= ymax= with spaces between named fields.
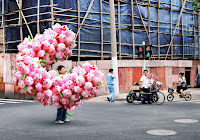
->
xmin=142 ymin=88 xmax=151 ymax=103
xmin=56 ymin=107 xmax=67 ymax=121
xmin=143 ymin=88 xmax=150 ymax=93
xmin=177 ymin=85 xmax=186 ymax=94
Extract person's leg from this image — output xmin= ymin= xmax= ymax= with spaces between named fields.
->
xmin=147 ymin=94 xmax=151 ymax=104
xmin=55 ymin=107 xmax=62 ymax=121
xmin=110 ymin=85 xmax=115 ymax=102
xmin=147 ymin=88 xmax=151 ymax=104
xmin=108 ymin=85 xmax=112 ymax=101
xmin=177 ymin=86 xmax=181 ymax=94
xmin=62 ymin=108 xmax=67 ymax=121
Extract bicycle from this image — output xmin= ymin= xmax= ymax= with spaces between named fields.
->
xmin=167 ymin=82 xmax=191 ymax=101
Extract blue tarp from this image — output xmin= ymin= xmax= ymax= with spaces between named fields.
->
xmin=2 ymin=0 xmax=198 ymax=58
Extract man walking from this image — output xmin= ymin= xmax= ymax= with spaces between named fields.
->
xmin=106 ymin=69 xmax=115 ymax=102
xmin=196 ymin=69 xmax=200 ymax=87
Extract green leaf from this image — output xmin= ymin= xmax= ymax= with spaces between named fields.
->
xmin=73 ymin=40 xmax=76 ymax=44
xmin=67 ymin=112 xmax=72 ymax=116
xmin=28 ymin=35 xmax=31 ymax=42
xmin=55 ymin=58 xmax=58 ymax=62
xmin=23 ymin=74 xmax=26 ymax=80
xmin=41 ymin=60 xmax=47 ymax=66
xmin=24 ymin=85 xmax=28 ymax=91
xmin=33 ymin=93 xmax=36 ymax=97
xmin=15 ymin=68 xmax=17 ymax=70
xmin=68 ymin=97 xmax=72 ymax=103
xmin=45 ymin=51 xmax=48 ymax=56
xmin=56 ymin=70 xmax=59 ymax=76
xmin=58 ymin=93 xmax=63 ymax=98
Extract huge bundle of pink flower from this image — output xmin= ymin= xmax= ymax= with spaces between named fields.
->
xmin=13 ymin=23 xmax=104 ymax=111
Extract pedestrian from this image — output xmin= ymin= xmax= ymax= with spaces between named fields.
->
xmin=55 ymin=65 xmax=69 ymax=124
xmin=176 ymin=72 xmax=187 ymax=94
xmin=106 ymin=69 xmax=115 ymax=102
xmin=139 ymin=70 xmax=151 ymax=104
xmin=195 ymin=69 xmax=200 ymax=87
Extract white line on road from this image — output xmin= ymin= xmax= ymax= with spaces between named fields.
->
xmin=146 ymin=129 xmax=177 ymax=136
xmin=0 ymin=98 xmax=35 ymax=102
xmin=174 ymin=119 xmax=199 ymax=123
xmin=0 ymin=101 xmax=22 ymax=104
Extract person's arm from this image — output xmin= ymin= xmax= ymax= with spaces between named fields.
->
xmin=196 ymin=73 xmax=199 ymax=81
xmin=139 ymin=81 xmax=142 ymax=87
xmin=112 ymin=74 xmax=116 ymax=79
xmin=139 ymin=76 xmax=143 ymax=88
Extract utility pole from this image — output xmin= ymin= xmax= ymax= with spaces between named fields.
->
xmin=109 ymin=0 xmax=119 ymax=97
xmin=142 ymin=41 xmax=146 ymax=70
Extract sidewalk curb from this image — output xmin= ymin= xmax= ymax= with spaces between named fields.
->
xmin=114 ymin=98 xmax=126 ymax=101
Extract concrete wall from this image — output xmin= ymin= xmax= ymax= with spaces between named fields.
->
xmin=0 ymin=53 xmax=199 ymax=98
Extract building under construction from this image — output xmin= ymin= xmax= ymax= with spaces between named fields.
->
xmin=0 ymin=0 xmax=200 ymax=98
xmin=0 ymin=0 xmax=199 ymax=60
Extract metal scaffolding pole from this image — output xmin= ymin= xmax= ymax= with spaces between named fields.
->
xmin=109 ymin=0 xmax=119 ymax=97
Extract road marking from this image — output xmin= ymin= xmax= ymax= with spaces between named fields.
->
xmin=171 ymin=100 xmax=200 ymax=103
xmin=0 ymin=103 xmax=5 ymax=105
xmin=146 ymin=129 xmax=177 ymax=136
xmin=174 ymin=119 xmax=199 ymax=123
xmin=0 ymin=101 xmax=22 ymax=104
xmin=0 ymin=98 xmax=35 ymax=102
xmin=191 ymin=102 xmax=200 ymax=104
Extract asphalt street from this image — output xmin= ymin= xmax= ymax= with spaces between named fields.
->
xmin=0 ymin=99 xmax=200 ymax=140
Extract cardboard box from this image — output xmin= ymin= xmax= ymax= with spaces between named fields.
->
xmin=130 ymin=86 xmax=140 ymax=91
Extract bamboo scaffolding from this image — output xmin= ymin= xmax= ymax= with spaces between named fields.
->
xmin=77 ymin=0 xmax=80 ymax=61
xmin=100 ymin=0 xmax=103 ymax=59
xmin=165 ymin=0 xmax=187 ymax=59
xmin=19 ymin=0 xmax=23 ymax=42
xmin=193 ymin=6 xmax=196 ymax=59
xmin=158 ymin=0 xmax=160 ymax=59
xmin=2 ymin=0 xmax=5 ymax=53
xmin=37 ymin=0 xmax=40 ymax=34
xmin=170 ymin=0 xmax=173 ymax=59
xmin=75 ymin=0 xmax=95 ymax=39
xmin=135 ymin=0 xmax=151 ymax=44
xmin=15 ymin=0 xmax=33 ymax=39
xmin=50 ymin=0 xmax=54 ymax=27
xmin=181 ymin=0 xmax=184 ymax=59
xmin=131 ymin=0 xmax=135 ymax=59
xmin=1 ymin=0 xmax=199 ymax=60
xmin=118 ymin=0 xmax=121 ymax=59
xmin=199 ymin=4 xmax=200 ymax=59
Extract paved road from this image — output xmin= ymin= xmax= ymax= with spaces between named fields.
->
xmin=0 ymin=99 xmax=200 ymax=140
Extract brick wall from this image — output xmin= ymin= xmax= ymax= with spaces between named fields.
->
xmin=0 ymin=53 xmax=198 ymax=98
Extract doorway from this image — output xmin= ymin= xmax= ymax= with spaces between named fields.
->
xmin=185 ymin=67 xmax=191 ymax=86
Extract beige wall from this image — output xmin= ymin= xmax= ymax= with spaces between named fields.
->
xmin=0 ymin=53 xmax=199 ymax=98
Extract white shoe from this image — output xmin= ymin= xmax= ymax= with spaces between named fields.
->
xmin=55 ymin=120 xmax=64 ymax=124
xmin=64 ymin=119 xmax=70 ymax=123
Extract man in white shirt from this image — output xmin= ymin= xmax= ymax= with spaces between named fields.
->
xmin=139 ymin=70 xmax=151 ymax=104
